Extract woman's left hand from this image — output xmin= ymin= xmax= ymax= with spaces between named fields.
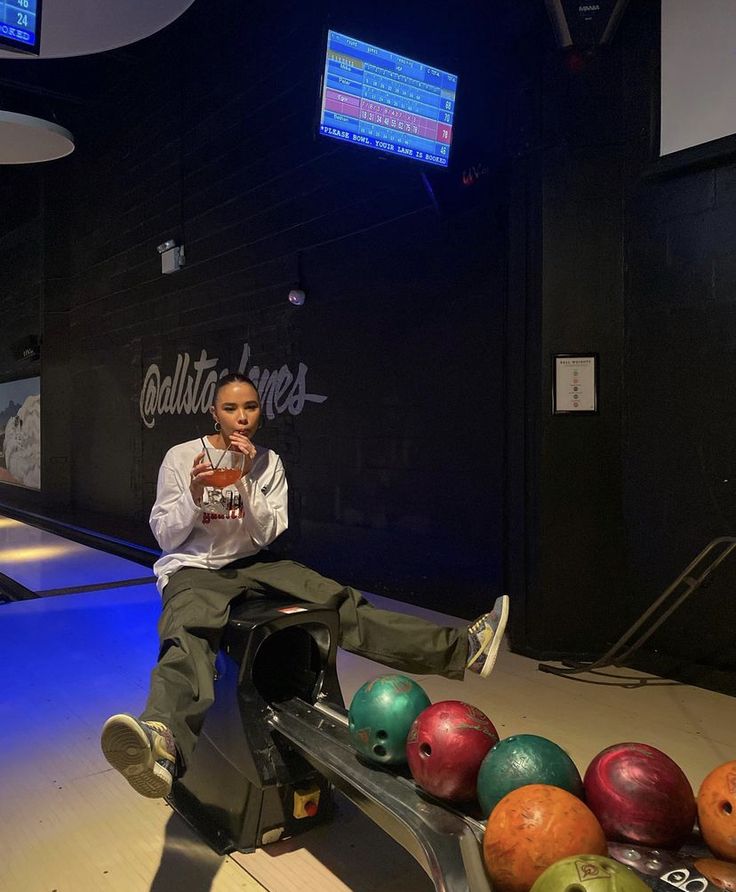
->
xmin=230 ymin=431 xmax=257 ymax=475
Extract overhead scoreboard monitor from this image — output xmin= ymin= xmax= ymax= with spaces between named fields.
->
xmin=0 ymin=0 xmax=40 ymax=54
xmin=319 ymin=30 xmax=458 ymax=168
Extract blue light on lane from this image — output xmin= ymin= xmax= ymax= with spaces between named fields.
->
xmin=0 ymin=583 xmax=162 ymax=768
xmin=0 ymin=519 xmax=150 ymax=592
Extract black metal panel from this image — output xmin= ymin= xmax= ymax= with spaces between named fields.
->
xmin=167 ymin=598 xmax=342 ymax=854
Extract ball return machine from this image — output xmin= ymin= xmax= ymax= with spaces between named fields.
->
xmin=166 ymin=596 xmax=491 ymax=892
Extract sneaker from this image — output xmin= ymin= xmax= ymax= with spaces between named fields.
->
xmin=466 ymin=595 xmax=510 ymax=677
xmin=101 ymin=714 xmax=178 ymax=798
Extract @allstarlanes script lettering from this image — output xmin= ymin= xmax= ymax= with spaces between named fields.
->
xmin=139 ymin=343 xmax=327 ymax=429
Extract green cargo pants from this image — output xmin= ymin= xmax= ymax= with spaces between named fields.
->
xmin=140 ymin=555 xmax=470 ymax=766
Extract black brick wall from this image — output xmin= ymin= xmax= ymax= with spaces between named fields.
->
xmin=506 ymin=0 xmax=736 ymax=684
xmin=2 ymin=1 xmax=734 ymax=682
xmin=0 ymin=0 xmax=513 ymax=616
xmin=0 ymin=168 xmax=42 ymax=377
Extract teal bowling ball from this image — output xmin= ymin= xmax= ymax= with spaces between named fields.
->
xmin=348 ymin=674 xmax=431 ymax=765
xmin=477 ymin=733 xmax=584 ymax=817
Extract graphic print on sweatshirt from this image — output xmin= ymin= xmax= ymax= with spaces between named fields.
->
xmin=201 ymin=489 xmax=243 ymax=524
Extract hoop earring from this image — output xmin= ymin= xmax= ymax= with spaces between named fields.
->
xmin=214 ymin=421 xmax=221 ymax=432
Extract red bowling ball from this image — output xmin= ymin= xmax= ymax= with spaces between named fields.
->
xmin=406 ymin=700 xmax=499 ymax=802
xmin=584 ymin=742 xmax=696 ymax=849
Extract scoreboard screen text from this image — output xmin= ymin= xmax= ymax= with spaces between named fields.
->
xmin=319 ymin=31 xmax=457 ymax=168
xmin=0 ymin=0 xmax=40 ymax=53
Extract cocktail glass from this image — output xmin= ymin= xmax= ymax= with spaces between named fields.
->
xmin=203 ymin=447 xmax=244 ymax=509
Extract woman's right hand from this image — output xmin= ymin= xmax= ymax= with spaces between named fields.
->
xmin=189 ymin=451 xmax=213 ymax=504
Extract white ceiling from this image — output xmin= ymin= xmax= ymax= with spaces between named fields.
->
xmin=0 ymin=0 xmax=196 ymax=60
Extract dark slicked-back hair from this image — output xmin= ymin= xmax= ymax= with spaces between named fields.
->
xmin=213 ymin=373 xmax=260 ymax=405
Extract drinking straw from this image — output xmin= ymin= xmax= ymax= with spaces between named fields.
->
xmin=199 ymin=433 xmax=226 ymax=471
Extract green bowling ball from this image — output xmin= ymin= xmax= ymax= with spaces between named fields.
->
xmin=530 ymin=854 xmax=650 ymax=892
xmin=348 ymin=674 xmax=431 ymax=765
xmin=477 ymin=733 xmax=584 ymax=817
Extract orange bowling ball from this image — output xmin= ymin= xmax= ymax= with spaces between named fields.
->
xmin=697 ymin=761 xmax=736 ymax=862
xmin=694 ymin=858 xmax=736 ymax=892
xmin=483 ymin=783 xmax=608 ymax=892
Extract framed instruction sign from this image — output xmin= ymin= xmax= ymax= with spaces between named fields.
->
xmin=553 ymin=354 xmax=598 ymax=414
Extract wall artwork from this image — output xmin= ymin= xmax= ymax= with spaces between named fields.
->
xmin=0 ymin=376 xmax=40 ymax=490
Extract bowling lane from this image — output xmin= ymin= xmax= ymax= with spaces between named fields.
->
xmin=0 ymin=581 xmax=440 ymax=892
xmin=0 ymin=583 xmax=267 ymax=892
xmin=0 ymin=514 xmax=155 ymax=594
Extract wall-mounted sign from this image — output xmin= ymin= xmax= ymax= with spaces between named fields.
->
xmin=553 ymin=354 xmax=598 ymax=414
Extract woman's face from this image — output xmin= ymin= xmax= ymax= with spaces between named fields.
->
xmin=211 ymin=381 xmax=261 ymax=441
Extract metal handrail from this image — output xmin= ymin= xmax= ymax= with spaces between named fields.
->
xmin=539 ymin=536 xmax=736 ymax=678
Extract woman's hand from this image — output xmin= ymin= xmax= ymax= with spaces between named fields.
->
xmin=229 ymin=431 xmax=257 ymax=475
xmin=189 ymin=451 xmax=213 ymax=504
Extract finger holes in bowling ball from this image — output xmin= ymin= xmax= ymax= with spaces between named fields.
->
xmin=419 ymin=743 xmax=432 ymax=758
xmin=376 ymin=730 xmax=388 ymax=740
xmin=567 ymin=886 xmax=586 ymax=892
xmin=374 ymin=745 xmax=387 ymax=757
xmin=720 ymin=800 xmax=733 ymax=815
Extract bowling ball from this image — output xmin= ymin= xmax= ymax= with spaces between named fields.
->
xmin=584 ymin=742 xmax=696 ymax=849
xmin=405 ymin=700 xmax=498 ymax=802
xmin=477 ymin=734 xmax=584 ymax=817
xmin=483 ymin=784 xmax=608 ymax=892
xmin=530 ymin=854 xmax=650 ymax=892
xmin=697 ymin=760 xmax=736 ymax=862
xmin=348 ymin=674 xmax=431 ymax=765
xmin=694 ymin=858 xmax=736 ymax=892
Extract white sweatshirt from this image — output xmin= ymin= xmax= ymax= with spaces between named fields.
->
xmin=150 ymin=438 xmax=288 ymax=593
